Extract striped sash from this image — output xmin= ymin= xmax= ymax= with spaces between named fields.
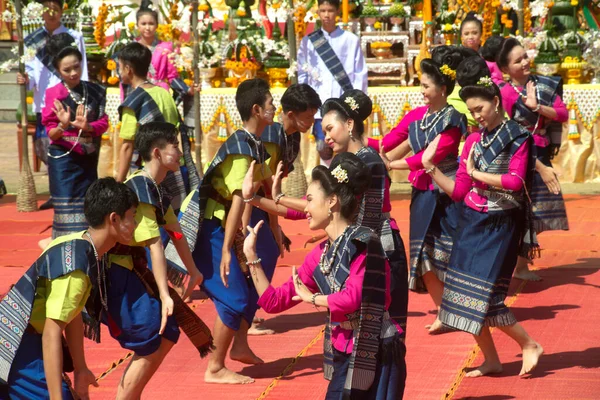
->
xmin=308 ymin=29 xmax=353 ymax=91
xmin=24 ymin=28 xmax=60 ymax=79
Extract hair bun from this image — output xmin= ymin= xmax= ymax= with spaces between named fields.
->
xmin=480 ymin=35 xmax=505 ymax=62
xmin=329 ymin=152 xmax=371 ymax=196
xmin=46 ymin=32 xmax=76 ymax=56
xmin=431 ymin=45 xmax=463 ymax=71
xmin=340 ymin=89 xmax=372 ymax=122
xmin=456 ymin=56 xmax=490 ymax=87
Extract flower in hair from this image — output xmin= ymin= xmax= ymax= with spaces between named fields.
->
xmin=331 ymin=165 xmax=349 ymax=184
xmin=344 ymin=96 xmax=359 ymax=112
xmin=440 ymin=64 xmax=456 ymax=80
xmin=70 ymin=41 xmax=77 ymax=48
xmin=477 ymin=76 xmax=493 ymax=87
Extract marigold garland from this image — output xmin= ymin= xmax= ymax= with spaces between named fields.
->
xmin=94 ymin=2 xmax=109 ymax=48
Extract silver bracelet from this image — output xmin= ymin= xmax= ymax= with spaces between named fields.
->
xmin=425 ymin=166 xmax=436 ymax=174
xmin=311 ymin=292 xmax=321 ymax=306
xmin=243 ymin=193 xmax=256 ymax=204
xmin=247 ymin=257 xmax=262 ymax=266
xmin=532 ymin=104 xmax=541 ymax=112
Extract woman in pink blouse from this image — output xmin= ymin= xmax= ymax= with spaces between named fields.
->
xmin=379 ymin=46 xmax=467 ymax=333
xmin=497 ymin=38 xmax=569 ymax=281
xmin=242 ymin=153 xmax=405 ymax=399
xmin=421 ymin=58 xmax=543 ymax=378
xmin=479 ymin=35 xmax=505 ymax=86
xmin=41 ymin=33 xmax=108 ymax=246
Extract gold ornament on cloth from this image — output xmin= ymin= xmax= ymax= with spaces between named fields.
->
xmin=331 ymin=165 xmax=349 ymax=183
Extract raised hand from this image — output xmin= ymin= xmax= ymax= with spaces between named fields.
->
xmin=271 ymin=161 xmax=284 ymax=200
xmin=525 ymin=81 xmax=538 ymax=111
xmin=52 ymin=100 xmax=71 ymax=127
xmin=243 ymin=220 xmax=264 ymax=261
xmin=422 ymin=135 xmax=441 ymax=170
xmin=72 ymin=104 xmax=89 ymax=131
xmin=242 ymin=160 xmax=256 ymax=201
xmin=291 ymin=266 xmax=313 ymax=303
xmin=466 ymin=143 xmax=476 ymax=178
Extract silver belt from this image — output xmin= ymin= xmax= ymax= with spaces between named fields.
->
xmin=62 ymin=135 xmax=93 ymax=144
xmin=473 ymin=187 xmax=520 ymax=202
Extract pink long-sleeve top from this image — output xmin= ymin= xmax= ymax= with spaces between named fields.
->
xmin=451 ymin=132 xmax=531 ymax=212
xmin=373 ymin=106 xmax=462 ymax=191
xmin=42 ymin=82 xmax=109 ymax=155
xmin=500 ymin=84 xmax=568 ymax=148
xmin=147 ymin=40 xmax=179 ymax=92
xmin=258 ymin=241 xmax=395 ymax=353
xmin=485 ymin=61 xmax=505 ymax=86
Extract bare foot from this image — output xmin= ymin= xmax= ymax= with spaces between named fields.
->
xmin=247 ymin=323 xmax=275 ymax=336
xmin=252 ymin=317 xmax=264 ymax=324
xmin=465 ymin=361 xmax=503 ymax=378
xmin=204 ymin=367 xmax=254 ymax=384
xmin=520 ymin=342 xmax=543 ymax=376
xmin=230 ymin=347 xmax=264 ymax=365
xmin=38 ymin=237 xmax=52 ymax=251
xmin=514 ymin=268 xmax=542 ymax=281
xmin=425 ymin=319 xmax=452 ymax=335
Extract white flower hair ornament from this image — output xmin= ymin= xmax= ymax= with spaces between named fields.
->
xmin=477 ymin=76 xmax=493 ymax=87
xmin=344 ymin=96 xmax=359 ymax=111
xmin=331 ymin=165 xmax=349 ymax=184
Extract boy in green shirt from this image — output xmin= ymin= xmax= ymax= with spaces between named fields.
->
xmin=0 ymin=178 xmax=139 ymax=399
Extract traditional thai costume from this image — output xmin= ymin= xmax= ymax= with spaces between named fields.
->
xmin=24 ymin=25 xmax=88 ymax=164
xmin=501 ymin=76 xmax=569 ymax=257
xmin=166 ymin=130 xmax=278 ymax=331
xmin=119 ymin=85 xmax=199 ymax=212
xmin=384 ymin=105 xmax=466 ymax=293
xmin=439 ymin=120 xmax=536 ymax=335
xmin=258 ymin=226 xmax=404 ymax=399
xmin=42 ymin=81 xmax=108 ymax=238
xmin=297 ymin=27 xmax=367 ymax=162
xmin=105 ymin=171 xmax=213 ymax=357
xmin=0 ymin=233 xmax=104 ymax=399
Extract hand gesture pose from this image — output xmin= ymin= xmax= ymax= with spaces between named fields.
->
xmin=524 ymin=81 xmax=539 ymax=111
xmin=466 ymin=144 xmax=477 ymax=178
xmin=71 ymin=104 xmax=89 ymax=132
xmin=379 ymin=142 xmax=392 ymax=171
xmin=291 ymin=266 xmax=313 ymax=303
xmin=271 ymin=161 xmax=284 ymax=200
xmin=243 ymin=220 xmax=263 ymax=261
xmin=242 ymin=160 xmax=257 ymax=201
xmin=540 ymin=165 xmax=561 ymax=195
xmin=53 ymin=100 xmax=71 ymax=127
xmin=422 ymin=135 xmax=441 ymax=170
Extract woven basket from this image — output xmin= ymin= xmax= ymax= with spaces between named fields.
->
xmin=283 ymin=153 xmax=308 ymax=198
xmin=16 ymin=161 xmax=38 ymax=212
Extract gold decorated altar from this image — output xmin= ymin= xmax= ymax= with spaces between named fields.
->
xmin=98 ymin=85 xmax=600 ymax=184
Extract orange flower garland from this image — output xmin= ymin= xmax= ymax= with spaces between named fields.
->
xmin=94 ymin=2 xmax=109 ymax=48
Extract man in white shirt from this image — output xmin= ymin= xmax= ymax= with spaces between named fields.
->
xmin=297 ymin=0 xmax=367 ymax=165
xmin=16 ymin=0 xmax=88 ymax=209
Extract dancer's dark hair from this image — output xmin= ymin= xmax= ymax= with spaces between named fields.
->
xmin=318 ymin=0 xmax=340 ymax=9
xmin=420 ymin=45 xmax=463 ymax=94
xmin=281 ymin=84 xmax=322 ymax=113
xmin=85 ymin=178 xmax=138 ymax=227
xmin=311 ymin=153 xmax=371 ymax=220
xmin=136 ymin=122 xmax=179 ymax=162
xmin=496 ymin=37 xmax=522 ymax=69
xmin=321 ymin=89 xmax=372 ymax=138
xmin=118 ymin=42 xmax=152 ymax=78
xmin=47 ymin=33 xmax=82 ymax=70
xmin=235 ymin=79 xmax=272 ymax=122
xmin=460 ymin=11 xmax=483 ymax=36
xmin=480 ymin=35 xmax=505 ymax=62
xmin=457 ymin=56 xmax=502 ymax=102
xmin=137 ymin=0 xmax=159 ymax=23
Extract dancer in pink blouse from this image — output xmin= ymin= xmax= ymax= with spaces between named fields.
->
xmin=479 ymin=35 xmax=505 ymax=86
xmin=39 ymin=33 xmax=108 ymax=248
xmin=380 ymin=46 xmax=467 ymax=334
xmin=421 ymin=58 xmax=542 ymax=378
xmin=497 ymin=38 xmax=569 ymax=281
xmin=242 ymin=153 xmax=405 ymax=399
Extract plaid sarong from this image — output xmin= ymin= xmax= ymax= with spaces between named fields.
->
xmin=308 ymin=30 xmax=353 ymax=92
xmin=0 ymin=238 xmax=99 ymax=384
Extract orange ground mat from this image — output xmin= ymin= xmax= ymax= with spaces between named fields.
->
xmin=1 ymin=194 xmax=599 ymax=399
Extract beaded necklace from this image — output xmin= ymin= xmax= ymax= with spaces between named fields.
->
xmin=243 ymin=128 xmax=267 ymax=177
xmin=84 ymin=231 xmax=108 ymax=311
xmin=142 ymin=168 xmax=164 ymax=213
xmin=419 ymin=104 xmax=450 ymax=131
xmin=479 ymin=120 xmax=508 ymax=149
xmin=63 ymin=81 xmax=87 ymax=107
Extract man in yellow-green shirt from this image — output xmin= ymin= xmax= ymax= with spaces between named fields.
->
xmin=0 ymin=178 xmax=138 ymax=400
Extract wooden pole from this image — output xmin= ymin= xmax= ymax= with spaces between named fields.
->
xmin=191 ymin=1 xmax=203 ymax=177
xmin=517 ymin=0 xmax=524 ymax=35
xmin=15 ymin=0 xmax=37 ymax=212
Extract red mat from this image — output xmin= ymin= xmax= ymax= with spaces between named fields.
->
xmin=1 ymin=195 xmax=599 ymax=399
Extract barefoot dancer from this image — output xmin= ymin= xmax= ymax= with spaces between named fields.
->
xmin=243 ymin=153 xmax=406 ymax=399
xmin=166 ymin=79 xmax=277 ymax=384
xmin=248 ymin=83 xmax=322 ymax=335
xmin=497 ymin=38 xmax=569 ymax=281
xmin=380 ymin=46 xmax=467 ymax=333
xmin=423 ymin=58 xmax=543 ymax=377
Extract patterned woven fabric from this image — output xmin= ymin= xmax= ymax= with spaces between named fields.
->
xmin=308 ymin=29 xmax=354 ymax=92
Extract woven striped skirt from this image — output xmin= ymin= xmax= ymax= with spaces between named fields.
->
xmin=439 ymin=205 xmax=522 ymax=335
xmin=408 ymin=188 xmax=459 ymax=293
xmin=48 ymin=144 xmax=99 ymax=239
